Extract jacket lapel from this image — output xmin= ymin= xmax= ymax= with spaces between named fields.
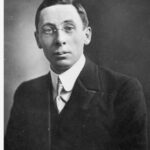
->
xmin=59 ymin=58 xmax=102 ymax=118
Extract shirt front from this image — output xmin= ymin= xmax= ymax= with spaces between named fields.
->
xmin=50 ymin=54 xmax=86 ymax=113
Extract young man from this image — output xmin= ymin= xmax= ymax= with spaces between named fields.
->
xmin=5 ymin=0 xmax=148 ymax=149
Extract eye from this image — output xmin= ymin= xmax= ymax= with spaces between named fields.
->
xmin=42 ymin=26 xmax=55 ymax=35
xmin=63 ymin=25 xmax=75 ymax=33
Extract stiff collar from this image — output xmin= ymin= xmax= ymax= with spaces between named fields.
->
xmin=50 ymin=54 xmax=86 ymax=92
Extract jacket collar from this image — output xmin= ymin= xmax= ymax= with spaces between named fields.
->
xmin=47 ymin=57 xmax=101 ymax=93
xmin=77 ymin=57 xmax=101 ymax=92
xmin=58 ymin=58 xmax=102 ymax=117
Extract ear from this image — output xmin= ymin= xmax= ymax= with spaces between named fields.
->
xmin=34 ymin=31 xmax=42 ymax=49
xmin=84 ymin=27 xmax=92 ymax=45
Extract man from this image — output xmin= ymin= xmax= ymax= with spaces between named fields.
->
xmin=5 ymin=0 xmax=148 ymax=149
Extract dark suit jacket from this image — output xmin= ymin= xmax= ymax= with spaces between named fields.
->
xmin=5 ymin=58 xmax=147 ymax=150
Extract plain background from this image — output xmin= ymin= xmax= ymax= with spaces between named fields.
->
xmin=4 ymin=0 xmax=150 ymax=147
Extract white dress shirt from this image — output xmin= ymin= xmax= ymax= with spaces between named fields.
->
xmin=50 ymin=54 xmax=86 ymax=113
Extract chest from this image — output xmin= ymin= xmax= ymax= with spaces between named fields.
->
xmin=25 ymin=89 xmax=115 ymax=150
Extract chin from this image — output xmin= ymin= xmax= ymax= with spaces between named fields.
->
xmin=52 ymin=62 xmax=72 ymax=73
xmin=56 ymin=60 xmax=72 ymax=67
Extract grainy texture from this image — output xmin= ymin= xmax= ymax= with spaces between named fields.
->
xmin=4 ymin=0 xmax=150 ymax=147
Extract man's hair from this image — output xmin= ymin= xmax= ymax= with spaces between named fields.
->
xmin=35 ymin=0 xmax=89 ymax=30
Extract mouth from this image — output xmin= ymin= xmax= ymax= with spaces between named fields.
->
xmin=53 ymin=51 xmax=70 ymax=58
xmin=54 ymin=51 xmax=68 ymax=55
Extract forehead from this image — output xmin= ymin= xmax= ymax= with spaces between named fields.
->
xmin=39 ymin=4 xmax=83 ymax=27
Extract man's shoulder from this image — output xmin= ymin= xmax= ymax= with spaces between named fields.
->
xmin=15 ymin=73 xmax=50 ymax=95
xmin=83 ymin=58 xmax=143 ymax=93
xmin=97 ymin=65 xmax=143 ymax=95
xmin=99 ymin=66 xmax=132 ymax=85
xmin=24 ymin=72 xmax=50 ymax=84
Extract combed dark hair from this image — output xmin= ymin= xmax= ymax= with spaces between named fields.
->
xmin=35 ymin=0 xmax=89 ymax=30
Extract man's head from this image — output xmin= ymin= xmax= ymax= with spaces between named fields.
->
xmin=35 ymin=0 xmax=92 ymax=73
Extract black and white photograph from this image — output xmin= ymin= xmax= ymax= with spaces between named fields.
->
xmin=4 ymin=0 xmax=150 ymax=149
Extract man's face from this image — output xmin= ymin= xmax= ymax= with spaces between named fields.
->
xmin=35 ymin=4 xmax=91 ymax=73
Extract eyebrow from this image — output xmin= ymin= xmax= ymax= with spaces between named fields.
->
xmin=41 ymin=20 xmax=76 ymax=27
xmin=41 ymin=23 xmax=55 ymax=28
xmin=63 ymin=20 xmax=76 ymax=25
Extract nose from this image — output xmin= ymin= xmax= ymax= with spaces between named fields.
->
xmin=55 ymin=29 xmax=66 ymax=46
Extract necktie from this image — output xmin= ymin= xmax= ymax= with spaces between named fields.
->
xmin=56 ymin=77 xmax=66 ymax=113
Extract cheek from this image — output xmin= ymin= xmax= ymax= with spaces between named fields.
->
xmin=70 ymin=34 xmax=84 ymax=48
xmin=40 ymin=36 xmax=54 ymax=48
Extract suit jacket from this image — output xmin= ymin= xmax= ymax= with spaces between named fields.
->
xmin=5 ymin=58 xmax=147 ymax=150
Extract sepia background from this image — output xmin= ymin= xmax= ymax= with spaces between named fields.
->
xmin=5 ymin=0 xmax=150 ymax=146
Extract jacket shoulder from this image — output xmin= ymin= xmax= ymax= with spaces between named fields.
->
xmin=15 ymin=73 xmax=50 ymax=98
xmin=97 ymin=66 xmax=147 ymax=149
xmin=98 ymin=66 xmax=143 ymax=93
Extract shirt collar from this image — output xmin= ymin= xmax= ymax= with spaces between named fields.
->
xmin=50 ymin=54 xmax=86 ymax=92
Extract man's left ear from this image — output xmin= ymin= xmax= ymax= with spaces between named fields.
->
xmin=84 ymin=27 xmax=92 ymax=45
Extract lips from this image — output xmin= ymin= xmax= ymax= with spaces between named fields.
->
xmin=54 ymin=51 xmax=68 ymax=55
xmin=53 ymin=49 xmax=70 ymax=55
xmin=53 ymin=51 xmax=70 ymax=59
